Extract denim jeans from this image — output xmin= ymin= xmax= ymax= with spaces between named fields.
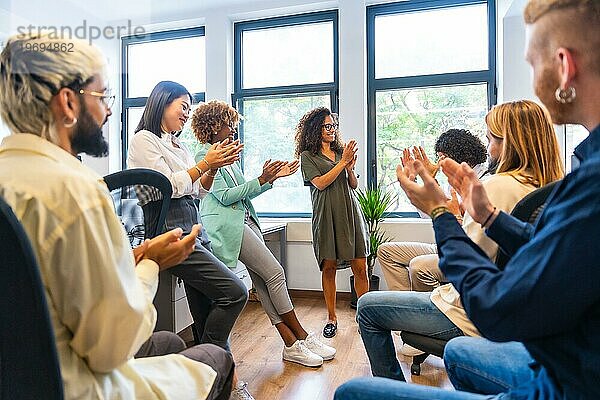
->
xmin=334 ymin=377 xmax=500 ymax=400
xmin=356 ymin=291 xmax=463 ymax=381
xmin=444 ymin=337 xmax=537 ymax=394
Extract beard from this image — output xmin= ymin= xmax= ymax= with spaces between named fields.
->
xmin=71 ymin=102 xmax=109 ymax=157
xmin=534 ymin=64 xmax=576 ymax=125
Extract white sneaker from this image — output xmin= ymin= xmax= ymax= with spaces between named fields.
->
xmin=230 ymin=381 xmax=255 ymax=400
xmin=400 ymin=343 xmax=425 ymax=357
xmin=303 ymin=332 xmax=336 ymax=361
xmin=282 ymin=340 xmax=323 ymax=367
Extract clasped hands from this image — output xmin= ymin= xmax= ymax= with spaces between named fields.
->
xmin=133 ymin=225 xmax=200 ymax=271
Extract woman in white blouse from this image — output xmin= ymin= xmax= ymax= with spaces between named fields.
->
xmin=127 ymin=81 xmax=253 ymax=400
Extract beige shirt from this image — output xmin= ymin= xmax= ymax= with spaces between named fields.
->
xmin=430 ymin=173 xmax=536 ymax=336
xmin=0 ymin=134 xmax=216 ymax=400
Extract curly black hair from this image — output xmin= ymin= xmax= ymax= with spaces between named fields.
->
xmin=434 ymin=129 xmax=487 ymax=167
xmin=294 ymin=107 xmax=344 ymax=158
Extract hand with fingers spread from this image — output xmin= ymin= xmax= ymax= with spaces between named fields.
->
xmin=259 ymin=159 xmax=286 ymax=185
xmin=203 ymin=139 xmax=244 ymax=169
xmin=412 ymin=146 xmax=439 ymax=177
xmin=342 ymin=140 xmax=358 ymax=166
xmin=399 ymin=148 xmax=417 ymax=181
xmin=440 ymin=158 xmax=496 ymax=225
xmin=274 ymin=159 xmax=300 ymax=180
xmin=140 ymin=225 xmax=200 ymax=270
xmin=396 ymin=160 xmax=448 ymax=215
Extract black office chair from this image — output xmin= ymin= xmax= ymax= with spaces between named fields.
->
xmin=103 ymin=168 xmax=173 ymax=240
xmin=0 ymin=197 xmax=64 ymax=400
xmin=104 ymin=168 xmax=188 ymax=335
xmin=401 ymin=180 xmax=560 ymax=375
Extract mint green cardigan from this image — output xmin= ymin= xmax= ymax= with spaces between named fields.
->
xmin=195 ymin=144 xmax=272 ymax=268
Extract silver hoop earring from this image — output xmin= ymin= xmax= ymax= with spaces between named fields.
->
xmin=555 ymin=86 xmax=576 ymax=104
xmin=63 ymin=117 xmax=78 ymax=128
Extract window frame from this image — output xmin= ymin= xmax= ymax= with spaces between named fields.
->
xmin=233 ymin=10 xmax=339 ymax=218
xmin=366 ymin=0 xmax=497 ymax=217
xmin=120 ymin=26 xmax=206 ymax=168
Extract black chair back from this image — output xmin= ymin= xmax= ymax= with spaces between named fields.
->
xmin=495 ymin=180 xmax=559 ymax=269
xmin=103 ymin=168 xmax=172 ymax=240
xmin=0 ymin=197 xmax=64 ymax=399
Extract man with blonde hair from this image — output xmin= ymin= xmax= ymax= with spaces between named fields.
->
xmin=0 ymin=33 xmax=234 ymax=399
xmin=336 ymin=0 xmax=600 ymax=398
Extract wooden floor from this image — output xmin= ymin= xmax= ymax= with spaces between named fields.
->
xmin=225 ymin=292 xmax=452 ymax=400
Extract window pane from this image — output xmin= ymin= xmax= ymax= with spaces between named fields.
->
xmin=126 ymin=107 xmax=145 ymax=161
xmin=376 ymin=84 xmax=488 ymax=213
xmin=565 ymin=124 xmax=589 ymax=172
xmin=179 ymin=104 xmax=204 ymax=158
xmin=375 ymin=4 xmax=488 ymax=79
xmin=128 ymin=36 xmax=205 ymax=98
xmin=241 ymin=94 xmax=330 ymax=214
xmin=242 ymin=22 xmax=334 ymax=88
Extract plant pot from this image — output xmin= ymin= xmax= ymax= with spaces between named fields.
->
xmin=349 ymin=274 xmax=380 ymax=309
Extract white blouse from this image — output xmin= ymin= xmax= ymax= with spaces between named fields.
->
xmin=127 ymin=129 xmax=207 ymax=199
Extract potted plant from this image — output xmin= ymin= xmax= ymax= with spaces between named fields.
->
xmin=350 ymin=185 xmax=395 ymax=308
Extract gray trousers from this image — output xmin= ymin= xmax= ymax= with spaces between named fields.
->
xmin=238 ymin=219 xmax=293 ymax=325
xmin=135 ymin=332 xmax=234 ymax=400
xmin=163 ymin=197 xmax=248 ymax=350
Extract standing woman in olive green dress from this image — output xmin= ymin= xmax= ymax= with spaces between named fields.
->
xmin=294 ymin=107 xmax=369 ymax=338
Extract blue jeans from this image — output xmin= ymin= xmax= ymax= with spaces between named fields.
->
xmin=356 ymin=291 xmax=463 ymax=381
xmin=334 ymin=377 xmax=501 ymax=400
xmin=444 ymin=337 xmax=537 ymax=394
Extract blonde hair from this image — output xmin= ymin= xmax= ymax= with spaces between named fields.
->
xmin=524 ymin=0 xmax=599 ymax=23
xmin=524 ymin=0 xmax=600 ymax=74
xmin=191 ymin=100 xmax=240 ymax=144
xmin=0 ymin=32 xmax=106 ymax=144
xmin=485 ymin=100 xmax=564 ymax=187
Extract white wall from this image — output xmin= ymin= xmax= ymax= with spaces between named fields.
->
xmin=0 ymin=0 xmax=122 ymax=175
xmin=496 ymin=0 xmax=536 ymax=102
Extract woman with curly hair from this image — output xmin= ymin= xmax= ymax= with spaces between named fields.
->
xmin=192 ymin=100 xmax=336 ymax=368
xmin=294 ymin=107 xmax=369 ymax=338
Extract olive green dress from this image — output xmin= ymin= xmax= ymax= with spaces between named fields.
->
xmin=301 ymin=150 xmax=369 ymax=270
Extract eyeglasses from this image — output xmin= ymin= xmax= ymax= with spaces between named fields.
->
xmin=79 ymin=89 xmax=116 ymax=109
xmin=322 ymin=123 xmax=339 ymax=132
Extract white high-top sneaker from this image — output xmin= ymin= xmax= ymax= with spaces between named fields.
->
xmin=282 ymin=340 xmax=323 ymax=367
xmin=303 ymin=332 xmax=336 ymax=361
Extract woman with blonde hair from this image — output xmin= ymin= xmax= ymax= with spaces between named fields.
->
xmin=192 ymin=100 xmax=336 ymax=368
xmin=354 ymin=99 xmax=563 ymax=382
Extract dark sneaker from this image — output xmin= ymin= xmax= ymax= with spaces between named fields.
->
xmin=323 ymin=322 xmax=338 ymax=338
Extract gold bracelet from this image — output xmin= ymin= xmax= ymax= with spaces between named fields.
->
xmin=430 ymin=206 xmax=450 ymax=221
xmin=194 ymin=165 xmax=204 ymax=177
xmin=200 ymin=158 xmax=211 ymax=170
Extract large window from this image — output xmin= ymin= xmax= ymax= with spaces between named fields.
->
xmin=367 ymin=0 xmax=496 ymax=215
xmin=234 ymin=11 xmax=338 ymax=216
xmin=121 ymin=27 xmax=206 ymax=167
